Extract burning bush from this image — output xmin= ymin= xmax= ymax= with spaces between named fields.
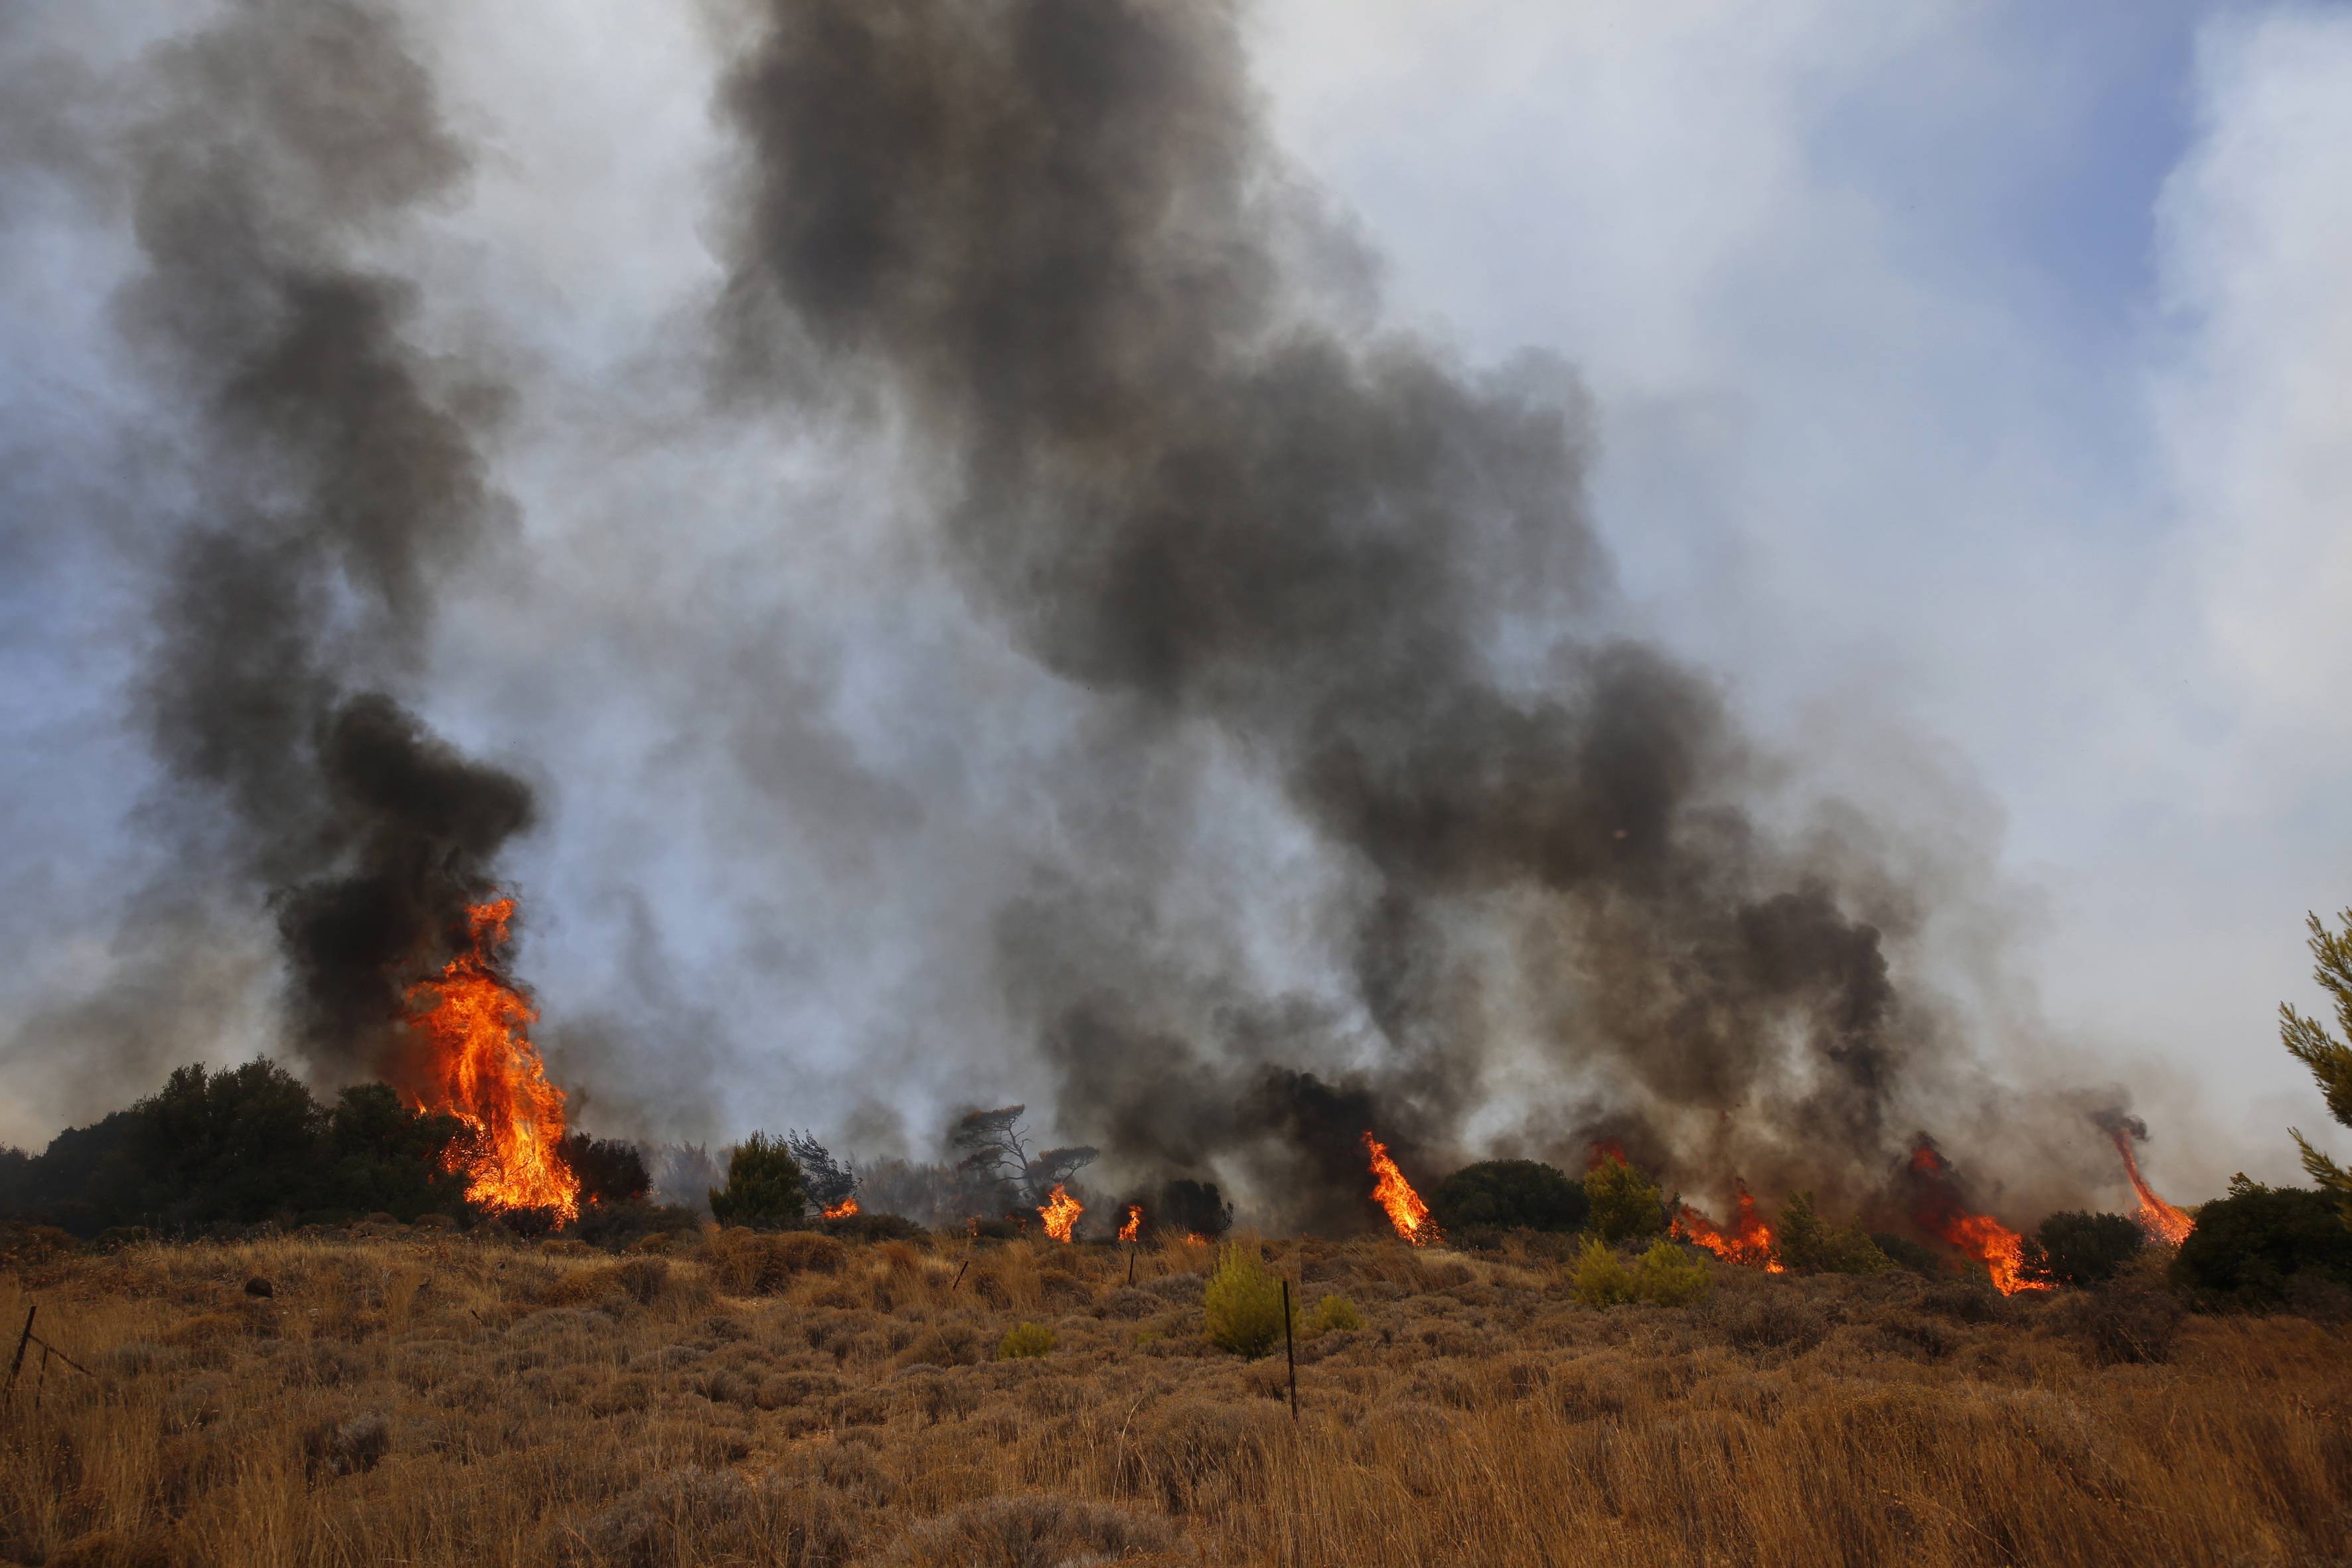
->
xmin=1584 ymin=1154 xmax=1668 ymax=1244
xmin=1431 ymin=1158 xmax=1587 ymax=1234
xmin=707 ymin=1132 xmax=806 ymax=1229
xmin=559 ymin=1134 xmax=651 ymax=1208
xmin=1774 ymin=1192 xmax=1893 ymax=1275
xmin=2172 ymin=1178 xmax=2352 ymax=1310
xmin=2023 ymin=1211 xmax=2146 ymax=1287
xmin=1203 ymin=1243 xmax=1295 ymax=1357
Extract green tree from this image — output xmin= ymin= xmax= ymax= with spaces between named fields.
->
xmin=1431 ymin=1158 xmax=1587 ymax=1233
xmin=1584 ymin=1153 xmax=1667 ymax=1244
xmin=1776 ymin=1192 xmax=1892 ymax=1274
xmin=2281 ymin=909 xmax=2352 ymax=1225
xmin=2172 ymin=1179 xmax=2352 ymax=1308
xmin=132 ymin=1061 xmax=329 ymax=1226
xmin=323 ymin=1084 xmax=473 ymax=1221
xmin=2023 ymin=1211 xmax=2145 ymax=1288
xmin=709 ymin=1131 xmax=807 ymax=1228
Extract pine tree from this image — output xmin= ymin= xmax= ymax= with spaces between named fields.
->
xmin=2281 ymin=909 xmax=2352 ymax=1225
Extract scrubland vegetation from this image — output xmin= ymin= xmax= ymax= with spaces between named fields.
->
xmin=2 ymin=1224 xmax=2346 ymax=1568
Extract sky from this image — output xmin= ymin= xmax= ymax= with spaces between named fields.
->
xmin=2 ymin=0 xmax=2349 ymax=1206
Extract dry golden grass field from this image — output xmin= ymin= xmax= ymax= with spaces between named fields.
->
xmin=1 ymin=1227 xmax=2347 ymax=1567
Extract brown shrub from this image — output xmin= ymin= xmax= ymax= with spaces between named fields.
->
xmin=886 ymin=1494 xmax=1187 ymax=1567
xmin=555 ymin=1467 xmax=854 ymax=1568
xmin=2053 ymin=1281 xmax=2187 ymax=1365
xmin=1715 ymin=1293 xmax=1828 ymax=1353
xmin=703 ymin=1229 xmax=849 ymax=1294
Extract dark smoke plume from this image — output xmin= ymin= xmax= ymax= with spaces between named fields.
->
xmin=119 ymin=0 xmax=532 ymax=1085
xmin=714 ymin=0 xmax=1963 ymax=1223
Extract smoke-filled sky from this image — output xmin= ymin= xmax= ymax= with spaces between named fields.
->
xmin=3 ymin=0 xmax=2349 ymax=1219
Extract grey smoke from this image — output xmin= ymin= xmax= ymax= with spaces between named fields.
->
xmin=115 ymin=0 xmax=534 ymax=1090
xmin=710 ymin=0 xmax=1988 ymax=1227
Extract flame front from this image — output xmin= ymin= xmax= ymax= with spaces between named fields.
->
xmin=1119 ymin=1204 xmax=1142 ymax=1243
xmin=823 ymin=1196 xmax=860 ymax=1220
xmin=1363 ymin=1131 xmax=1439 ymax=1247
xmin=2110 ymin=1131 xmax=2194 ymax=1247
xmin=1039 ymin=1183 xmax=1082 ymax=1242
xmin=1672 ymin=1183 xmax=1785 ymax=1272
xmin=1907 ymin=1144 xmax=2047 ymax=1296
xmin=404 ymin=898 xmax=580 ymax=1223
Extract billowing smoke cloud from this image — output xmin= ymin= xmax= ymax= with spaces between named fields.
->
xmin=711 ymin=0 xmax=1984 ymax=1227
xmin=116 ymin=0 xmax=532 ymax=1087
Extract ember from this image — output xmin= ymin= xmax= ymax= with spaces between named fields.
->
xmin=1363 ymin=1131 xmax=1439 ymax=1247
xmin=404 ymin=898 xmax=579 ymax=1223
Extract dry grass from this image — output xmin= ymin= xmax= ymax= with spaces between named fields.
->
xmin=1 ymin=1227 xmax=2346 ymax=1566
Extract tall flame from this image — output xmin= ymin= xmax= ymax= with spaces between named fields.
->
xmin=1907 ymin=1144 xmax=2047 ymax=1296
xmin=2110 ymin=1131 xmax=2194 ymax=1247
xmin=1363 ymin=1131 xmax=1439 ymax=1247
xmin=1119 ymin=1204 xmax=1142 ymax=1243
xmin=404 ymin=898 xmax=579 ymax=1223
xmin=823 ymin=1196 xmax=860 ymax=1220
xmin=1672 ymin=1183 xmax=1785 ymax=1272
xmin=1039 ymin=1183 xmax=1082 ymax=1243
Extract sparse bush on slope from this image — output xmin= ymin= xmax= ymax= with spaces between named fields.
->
xmin=1204 ymin=1243 xmax=1295 ymax=1356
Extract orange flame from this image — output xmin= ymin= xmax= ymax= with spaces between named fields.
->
xmin=404 ymin=898 xmax=579 ymax=1223
xmin=2108 ymin=1131 xmax=2193 ymax=1247
xmin=1672 ymin=1183 xmax=1785 ymax=1272
xmin=1184 ymin=1233 xmax=1211 ymax=1247
xmin=1363 ymin=1132 xmax=1440 ymax=1247
xmin=1039 ymin=1183 xmax=1082 ymax=1243
xmin=823 ymin=1196 xmax=860 ymax=1220
xmin=1907 ymin=1143 xmax=2047 ymax=1296
xmin=1119 ymin=1204 xmax=1142 ymax=1243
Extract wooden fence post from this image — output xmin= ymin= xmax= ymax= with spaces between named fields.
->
xmin=6 ymin=1304 xmax=33 ymax=1391
xmin=1281 ymin=1279 xmax=1297 ymax=1421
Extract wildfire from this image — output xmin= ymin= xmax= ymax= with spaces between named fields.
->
xmin=1907 ymin=1143 xmax=2047 ymax=1296
xmin=1039 ymin=1183 xmax=1083 ymax=1243
xmin=404 ymin=898 xmax=580 ymax=1223
xmin=1363 ymin=1131 xmax=1440 ymax=1247
xmin=1119 ymin=1204 xmax=1142 ymax=1243
xmin=823 ymin=1196 xmax=860 ymax=1220
xmin=2108 ymin=1131 xmax=2194 ymax=1247
xmin=1672 ymin=1183 xmax=1786 ymax=1272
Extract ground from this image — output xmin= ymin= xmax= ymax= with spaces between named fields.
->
xmin=1 ymin=1227 xmax=2346 ymax=1566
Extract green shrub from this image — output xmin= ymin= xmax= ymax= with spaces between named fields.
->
xmin=998 ymin=1322 xmax=1056 ymax=1359
xmin=1871 ymin=1232 xmax=1942 ymax=1275
xmin=1431 ymin=1159 xmax=1587 ymax=1234
xmin=1573 ymin=1237 xmax=1634 ymax=1307
xmin=1633 ymin=1239 xmax=1713 ymax=1305
xmin=1776 ymin=1192 xmax=1892 ymax=1274
xmin=2024 ymin=1211 xmax=2146 ymax=1287
xmin=1307 ymin=1294 xmax=1364 ymax=1335
xmin=708 ymin=1132 xmax=806 ymax=1228
xmin=1202 ymin=1243 xmax=1295 ymax=1357
xmin=1585 ymin=1154 xmax=1667 ymax=1244
xmin=2172 ymin=1180 xmax=2352 ymax=1309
